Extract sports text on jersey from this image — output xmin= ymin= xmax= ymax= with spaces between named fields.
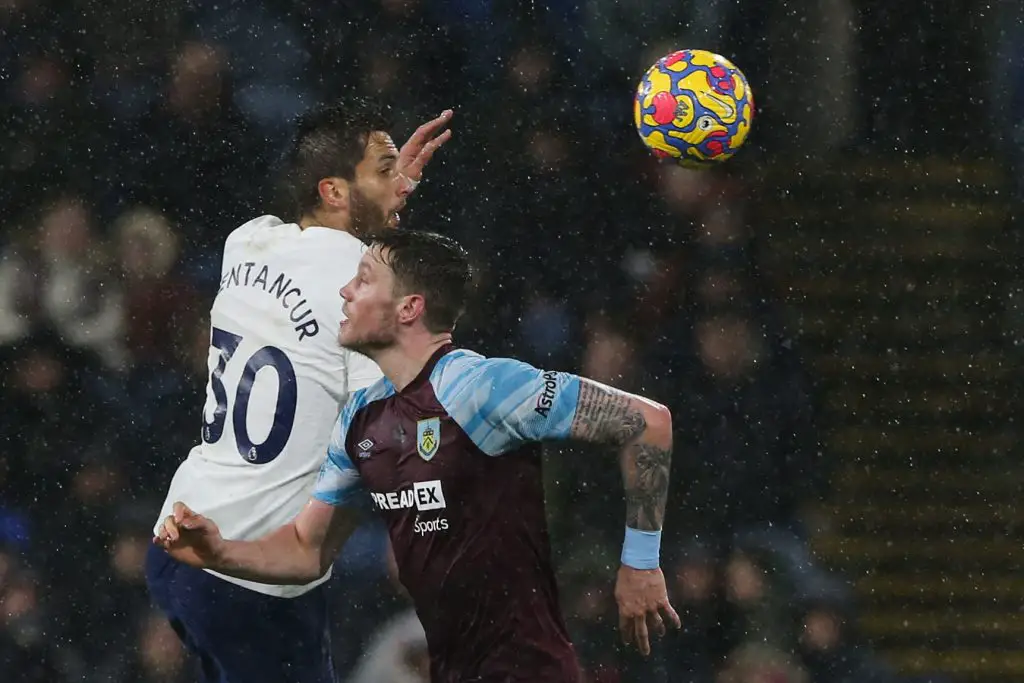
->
xmin=534 ymin=371 xmax=559 ymax=417
xmin=370 ymin=480 xmax=447 ymax=512
xmin=413 ymin=517 xmax=449 ymax=535
xmin=219 ymin=260 xmax=320 ymax=341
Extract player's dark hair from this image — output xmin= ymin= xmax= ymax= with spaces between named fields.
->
xmin=370 ymin=230 xmax=473 ymax=334
xmin=278 ymin=97 xmax=394 ymax=221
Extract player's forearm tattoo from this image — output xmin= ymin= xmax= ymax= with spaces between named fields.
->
xmin=570 ymin=381 xmax=670 ymax=531
xmin=570 ymin=382 xmax=647 ymax=446
xmin=623 ymin=443 xmax=671 ymax=531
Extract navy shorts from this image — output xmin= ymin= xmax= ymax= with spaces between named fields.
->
xmin=145 ymin=545 xmax=336 ymax=683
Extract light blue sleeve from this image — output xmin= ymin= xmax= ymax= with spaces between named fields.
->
xmin=313 ymin=392 xmax=368 ymax=508
xmin=431 ymin=350 xmax=581 ymax=456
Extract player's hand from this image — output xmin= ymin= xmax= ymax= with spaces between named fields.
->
xmin=153 ymin=501 xmax=225 ymax=569
xmin=614 ymin=565 xmax=681 ymax=656
xmin=397 ymin=109 xmax=453 ymax=184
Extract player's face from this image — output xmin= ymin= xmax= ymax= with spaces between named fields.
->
xmin=338 ymin=248 xmax=400 ymax=353
xmin=350 ymin=131 xmax=412 ymax=235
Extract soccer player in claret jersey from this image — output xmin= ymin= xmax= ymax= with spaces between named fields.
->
xmin=156 ymin=230 xmax=681 ymax=683
xmin=146 ymin=100 xmax=451 ymax=683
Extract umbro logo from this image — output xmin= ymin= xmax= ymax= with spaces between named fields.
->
xmin=357 ymin=438 xmax=374 ymax=460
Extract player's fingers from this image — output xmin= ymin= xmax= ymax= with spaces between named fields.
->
xmin=421 ymin=128 xmax=453 ymax=159
xmin=172 ymin=501 xmax=194 ymax=522
xmin=647 ymin=610 xmax=666 ymax=638
xmin=405 ymin=129 xmax=453 ymax=180
xmin=181 ymin=514 xmax=209 ymax=532
xmin=634 ymin=616 xmax=651 ymax=656
xmin=662 ymin=601 xmax=682 ymax=630
xmin=162 ymin=515 xmax=180 ymax=542
xmin=420 ymin=109 xmax=454 ymax=137
xmin=406 ymin=109 xmax=453 ymax=148
xmin=413 ymin=130 xmax=452 ymax=172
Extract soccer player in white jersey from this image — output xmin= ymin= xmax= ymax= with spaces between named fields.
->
xmin=146 ymin=97 xmax=452 ymax=683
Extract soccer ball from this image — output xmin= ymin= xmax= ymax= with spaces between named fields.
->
xmin=634 ymin=49 xmax=754 ymax=168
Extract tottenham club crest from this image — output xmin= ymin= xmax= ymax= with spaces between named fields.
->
xmin=416 ymin=418 xmax=440 ymax=461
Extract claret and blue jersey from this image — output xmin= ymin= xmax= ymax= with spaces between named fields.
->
xmin=314 ymin=344 xmax=585 ymax=683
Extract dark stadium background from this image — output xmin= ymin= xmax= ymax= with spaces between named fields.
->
xmin=0 ymin=1 xmax=1020 ymax=681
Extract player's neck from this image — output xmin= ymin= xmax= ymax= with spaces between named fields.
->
xmin=375 ymin=334 xmax=453 ymax=392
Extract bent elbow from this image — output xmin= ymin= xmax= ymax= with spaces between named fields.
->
xmin=649 ymin=401 xmax=672 ymax=433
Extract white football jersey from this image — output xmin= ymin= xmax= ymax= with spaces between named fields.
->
xmin=154 ymin=215 xmax=382 ymax=597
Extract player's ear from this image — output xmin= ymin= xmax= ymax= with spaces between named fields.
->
xmin=397 ymin=294 xmax=426 ymax=326
xmin=317 ymin=177 xmax=349 ymax=212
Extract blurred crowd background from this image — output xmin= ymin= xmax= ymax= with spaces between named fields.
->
xmin=1 ymin=0 xmax=1021 ymax=682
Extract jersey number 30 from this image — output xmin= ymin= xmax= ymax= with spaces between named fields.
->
xmin=202 ymin=327 xmax=297 ymax=464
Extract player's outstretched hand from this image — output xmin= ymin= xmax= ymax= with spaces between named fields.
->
xmin=152 ymin=501 xmax=225 ymax=569
xmin=614 ymin=565 xmax=681 ymax=656
xmin=398 ymin=109 xmax=454 ymax=184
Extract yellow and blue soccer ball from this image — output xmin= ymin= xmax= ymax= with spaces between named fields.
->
xmin=634 ymin=49 xmax=754 ymax=168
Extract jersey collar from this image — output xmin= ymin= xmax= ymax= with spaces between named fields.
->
xmin=400 ymin=342 xmax=456 ymax=394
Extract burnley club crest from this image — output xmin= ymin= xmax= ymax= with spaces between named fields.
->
xmin=416 ymin=418 xmax=440 ymax=461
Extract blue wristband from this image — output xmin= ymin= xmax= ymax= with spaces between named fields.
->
xmin=621 ymin=527 xmax=661 ymax=570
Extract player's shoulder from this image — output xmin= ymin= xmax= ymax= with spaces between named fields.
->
xmin=224 ymin=215 xmax=365 ymax=261
xmin=329 ymin=376 xmax=395 ymax=456
xmin=430 ymin=349 xmax=582 ymax=453
xmin=430 ymin=349 xmax=540 ymax=405
xmin=224 ymin=214 xmax=295 ymax=248
xmin=340 ymin=375 xmax=398 ymax=426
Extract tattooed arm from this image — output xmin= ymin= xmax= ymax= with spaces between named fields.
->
xmin=568 ymin=379 xmax=673 ymax=532
xmin=451 ymin=358 xmax=679 ymax=655
xmin=567 ymin=378 xmax=679 ymax=656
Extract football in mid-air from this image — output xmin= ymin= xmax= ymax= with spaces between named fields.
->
xmin=634 ymin=49 xmax=754 ymax=168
